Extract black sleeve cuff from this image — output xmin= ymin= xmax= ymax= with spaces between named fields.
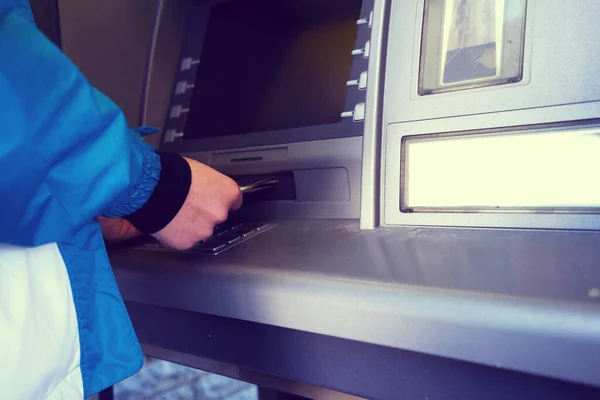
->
xmin=124 ymin=152 xmax=192 ymax=234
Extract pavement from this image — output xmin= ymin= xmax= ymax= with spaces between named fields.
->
xmin=114 ymin=357 xmax=258 ymax=400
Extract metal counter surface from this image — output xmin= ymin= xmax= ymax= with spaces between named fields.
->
xmin=110 ymin=220 xmax=600 ymax=389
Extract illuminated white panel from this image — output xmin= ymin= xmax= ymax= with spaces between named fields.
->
xmin=403 ymin=128 xmax=600 ymax=211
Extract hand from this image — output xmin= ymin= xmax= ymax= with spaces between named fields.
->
xmin=152 ymin=157 xmax=242 ymax=250
xmin=99 ymin=216 xmax=141 ymax=241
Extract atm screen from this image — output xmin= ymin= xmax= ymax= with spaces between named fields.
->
xmin=183 ymin=0 xmax=362 ymax=139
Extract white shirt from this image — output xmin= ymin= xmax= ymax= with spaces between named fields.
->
xmin=0 ymin=243 xmax=83 ymax=399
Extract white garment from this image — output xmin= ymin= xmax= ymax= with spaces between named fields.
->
xmin=0 ymin=243 xmax=83 ymax=400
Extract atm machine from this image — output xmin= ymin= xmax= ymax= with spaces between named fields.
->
xmin=47 ymin=0 xmax=600 ymax=398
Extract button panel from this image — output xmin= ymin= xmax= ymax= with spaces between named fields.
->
xmin=136 ymin=222 xmax=276 ymax=255
xmin=345 ymin=7 xmax=374 ymax=125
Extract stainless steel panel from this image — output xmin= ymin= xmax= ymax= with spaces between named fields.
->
xmin=293 ymin=168 xmax=350 ymax=203
xmin=383 ymin=0 xmax=600 ymax=123
xmin=183 ymin=137 xmax=362 ymax=219
xmin=128 ymin=302 xmax=600 ymax=399
xmin=111 ymin=219 xmax=600 ymax=388
xmin=380 ymin=0 xmax=600 ymax=228
xmin=359 ymin=0 xmax=389 ymax=229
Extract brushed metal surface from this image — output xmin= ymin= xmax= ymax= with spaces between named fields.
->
xmin=183 ymin=137 xmax=362 ymax=219
xmin=383 ymin=0 xmax=600 ymax=124
xmin=128 ymin=303 xmax=600 ymax=399
xmin=111 ymin=220 xmax=600 ymax=388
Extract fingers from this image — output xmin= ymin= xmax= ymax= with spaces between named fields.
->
xmin=98 ymin=217 xmax=141 ymax=241
xmin=157 ymin=223 xmax=214 ymax=251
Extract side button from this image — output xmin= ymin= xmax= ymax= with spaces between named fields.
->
xmin=341 ymin=103 xmax=366 ymax=122
xmin=356 ymin=11 xmax=373 ymax=27
xmin=175 ymin=81 xmax=195 ymax=95
xmin=347 ymin=72 xmax=368 ymax=90
xmin=169 ymin=105 xmax=190 ymax=119
xmin=180 ymin=57 xmax=200 ymax=72
xmin=351 ymin=41 xmax=370 ymax=59
xmin=164 ymin=129 xmax=184 ymax=143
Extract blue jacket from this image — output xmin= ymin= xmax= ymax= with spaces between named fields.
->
xmin=0 ymin=0 xmax=160 ymax=397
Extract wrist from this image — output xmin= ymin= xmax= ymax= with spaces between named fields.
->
xmin=124 ymin=152 xmax=192 ymax=234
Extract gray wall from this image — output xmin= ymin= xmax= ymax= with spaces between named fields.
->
xmin=58 ymin=0 xmax=159 ymax=128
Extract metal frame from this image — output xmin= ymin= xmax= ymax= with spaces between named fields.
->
xmin=139 ymin=0 xmax=195 ymax=148
xmin=358 ymin=0 xmax=390 ymax=229
xmin=381 ymin=0 xmax=600 ymax=229
xmin=383 ymin=102 xmax=600 ymax=229
xmin=160 ymin=0 xmax=373 ymax=153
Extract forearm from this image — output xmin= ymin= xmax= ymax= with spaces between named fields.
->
xmin=0 ymin=5 xmax=161 ymax=245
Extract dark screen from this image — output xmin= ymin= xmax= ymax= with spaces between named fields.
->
xmin=184 ymin=0 xmax=362 ymax=139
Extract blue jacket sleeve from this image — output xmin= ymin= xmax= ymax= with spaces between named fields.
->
xmin=0 ymin=2 xmax=161 ymax=246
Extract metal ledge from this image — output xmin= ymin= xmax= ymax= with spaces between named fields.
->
xmin=111 ymin=220 xmax=600 ymax=389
